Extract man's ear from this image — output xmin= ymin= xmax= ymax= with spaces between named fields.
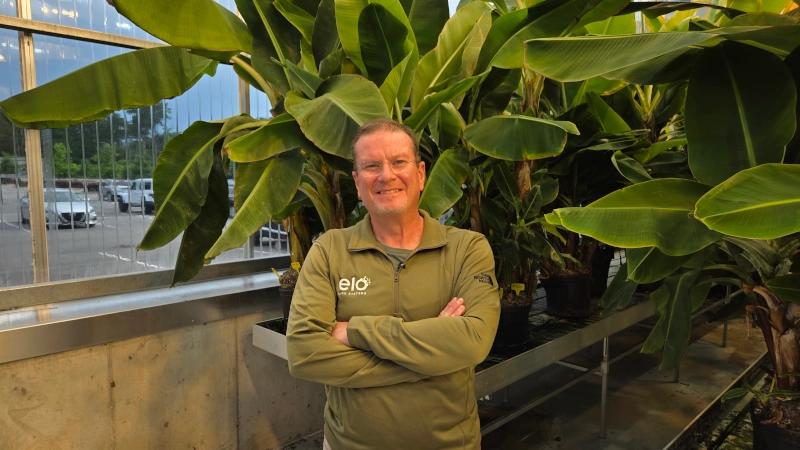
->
xmin=352 ymin=171 xmax=361 ymax=198
xmin=418 ymin=161 xmax=426 ymax=191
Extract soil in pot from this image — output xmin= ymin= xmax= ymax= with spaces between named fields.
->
xmin=278 ymin=267 xmax=299 ymax=327
xmin=590 ymin=245 xmax=616 ymax=298
xmin=541 ymin=273 xmax=593 ymax=318
xmin=492 ymin=292 xmax=534 ymax=353
xmin=751 ymin=395 xmax=800 ymax=449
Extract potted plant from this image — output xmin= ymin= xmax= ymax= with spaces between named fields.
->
xmin=477 ymin=161 xmax=563 ymax=350
xmin=528 ymin=3 xmax=800 ymax=446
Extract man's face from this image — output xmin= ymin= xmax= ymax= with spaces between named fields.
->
xmin=352 ymin=130 xmax=425 ymax=217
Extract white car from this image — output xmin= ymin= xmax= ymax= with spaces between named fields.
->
xmin=20 ymin=188 xmax=97 ymax=229
xmin=116 ymin=178 xmax=154 ymax=214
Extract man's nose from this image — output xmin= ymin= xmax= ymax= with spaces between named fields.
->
xmin=378 ymin=163 xmax=397 ymax=180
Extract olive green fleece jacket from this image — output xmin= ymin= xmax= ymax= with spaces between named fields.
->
xmin=286 ymin=211 xmax=500 ymax=450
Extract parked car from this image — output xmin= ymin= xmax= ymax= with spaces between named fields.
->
xmin=253 ymin=221 xmax=287 ymax=246
xmin=20 ymin=188 xmax=97 ymax=229
xmin=228 ymin=178 xmax=234 ymax=218
xmin=116 ymin=178 xmax=154 ymax=214
xmin=101 ymin=179 xmax=128 ymax=201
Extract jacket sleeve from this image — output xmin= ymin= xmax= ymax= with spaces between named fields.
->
xmin=286 ymin=238 xmax=427 ymax=388
xmin=346 ymin=235 xmax=500 ymax=376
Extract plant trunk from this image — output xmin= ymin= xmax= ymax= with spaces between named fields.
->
xmin=751 ymin=286 xmax=800 ymax=391
xmin=330 ymin=172 xmax=348 ymax=230
xmin=468 ymin=180 xmax=482 ymax=234
xmin=513 ymin=161 xmax=532 ymax=199
xmin=286 ymin=209 xmax=312 ymax=266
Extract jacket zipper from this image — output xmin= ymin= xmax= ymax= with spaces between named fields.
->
xmin=393 ymin=263 xmax=402 ymax=318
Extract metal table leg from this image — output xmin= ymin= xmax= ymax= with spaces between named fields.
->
xmin=600 ymin=337 xmax=609 ymax=439
xmin=722 ymin=285 xmax=731 ymax=348
xmin=722 ymin=321 xmax=728 ymax=348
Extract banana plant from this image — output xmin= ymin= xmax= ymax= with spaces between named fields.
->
xmin=0 ymin=0 xmax=504 ymax=285
xmin=528 ymin=4 xmax=800 ymax=407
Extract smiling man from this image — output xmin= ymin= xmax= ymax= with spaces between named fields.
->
xmin=286 ymin=119 xmax=500 ymax=450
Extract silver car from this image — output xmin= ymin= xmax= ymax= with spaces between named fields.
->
xmin=101 ymin=179 xmax=128 ymax=201
xmin=20 ymin=188 xmax=97 ymax=229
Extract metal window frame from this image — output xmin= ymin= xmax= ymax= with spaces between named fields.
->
xmin=0 ymin=3 xmax=256 ymax=301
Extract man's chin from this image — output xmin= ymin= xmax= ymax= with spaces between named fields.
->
xmin=369 ymin=200 xmax=409 ymax=216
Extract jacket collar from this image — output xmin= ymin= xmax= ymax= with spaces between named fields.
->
xmin=348 ymin=210 xmax=448 ymax=252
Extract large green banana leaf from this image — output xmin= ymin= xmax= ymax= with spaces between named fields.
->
xmin=405 ymin=76 xmax=480 ymax=134
xmin=475 ymin=0 xmax=568 ymax=73
xmin=429 ymin=102 xmax=465 ymax=151
xmin=476 ymin=68 xmax=522 ymax=118
xmin=547 ymin=179 xmax=723 ymax=255
xmin=336 ymin=0 xmax=416 ymax=75
xmin=275 ymin=0 xmax=316 ymax=42
xmin=379 ymin=50 xmax=419 ymax=115
xmin=312 ymin=0 xmax=341 ymax=66
xmin=626 ymin=247 xmax=691 ymax=284
xmin=695 ymin=164 xmax=800 ymax=239
xmin=584 ymin=12 xmax=637 ymax=36
xmin=611 ymin=150 xmax=652 ymax=184
xmin=641 ymin=269 xmax=701 ymax=370
xmin=285 ymin=75 xmax=391 ymax=158
xmin=207 ymin=150 xmax=305 ymax=261
xmin=618 ymin=1 xmax=745 ymax=19
xmin=586 ymin=92 xmax=630 ymax=133
xmin=138 ymin=121 xmax=224 ymax=251
xmin=172 ymin=158 xmax=231 ymax=285
xmin=400 ymin=0 xmax=449 ymax=55
xmin=410 ymin=1 xmax=492 ymax=111
xmin=0 ymin=47 xmax=216 ymax=129
xmin=686 ymin=42 xmax=795 ymax=185
xmin=523 ymin=26 xmax=800 ymax=83
xmin=359 ymin=3 xmax=411 ymax=85
xmin=599 ymin=262 xmax=638 ymax=315
xmin=727 ymin=0 xmax=794 ymax=14
xmin=237 ymin=0 xmax=302 ymax=95
xmin=572 ymin=0 xmax=632 ymax=32
xmin=464 ymin=115 xmax=578 ymax=160
xmin=228 ymin=114 xmax=312 ymax=162
xmin=419 ymin=148 xmax=470 ymax=218
xmin=484 ymin=0 xmax=607 ymax=70
xmin=766 ymin=273 xmax=800 ymax=304
xmin=113 ymin=0 xmax=252 ymax=54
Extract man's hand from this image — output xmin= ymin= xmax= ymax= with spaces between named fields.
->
xmin=333 ymin=298 xmax=465 ymax=347
xmin=439 ymin=298 xmax=465 ymax=317
xmin=333 ymin=321 xmax=351 ymax=347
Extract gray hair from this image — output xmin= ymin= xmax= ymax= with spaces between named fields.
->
xmin=350 ymin=119 xmax=420 ymax=169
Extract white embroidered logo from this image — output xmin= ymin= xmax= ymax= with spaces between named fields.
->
xmin=338 ymin=276 xmax=371 ymax=295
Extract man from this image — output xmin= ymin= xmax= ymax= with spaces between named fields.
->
xmin=286 ymin=119 xmax=500 ymax=449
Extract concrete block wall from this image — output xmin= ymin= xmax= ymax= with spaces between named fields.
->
xmin=0 ymin=312 xmax=326 ymax=449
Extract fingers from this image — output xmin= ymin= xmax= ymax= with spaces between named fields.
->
xmin=439 ymin=298 xmax=465 ymax=317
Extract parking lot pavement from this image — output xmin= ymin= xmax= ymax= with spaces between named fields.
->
xmin=0 ymin=184 xmax=287 ymax=289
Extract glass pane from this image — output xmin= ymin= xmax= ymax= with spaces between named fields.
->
xmin=0 ymin=27 xmax=29 ymax=289
xmin=5 ymin=0 xmax=240 ymax=43
xmin=15 ymin=34 xmax=286 ymax=284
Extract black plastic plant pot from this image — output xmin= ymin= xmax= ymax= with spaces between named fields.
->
xmin=279 ymin=288 xmax=294 ymax=322
xmin=751 ymin=399 xmax=800 ymax=450
xmin=541 ymin=273 xmax=592 ymax=318
xmin=491 ymin=302 xmax=533 ymax=352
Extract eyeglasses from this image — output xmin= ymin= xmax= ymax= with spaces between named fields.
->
xmin=357 ymin=159 xmax=418 ymax=175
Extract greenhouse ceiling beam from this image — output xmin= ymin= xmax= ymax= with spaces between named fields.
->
xmin=0 ymin=14 xmax=162 ymax=50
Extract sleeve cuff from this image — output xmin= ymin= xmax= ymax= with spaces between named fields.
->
xmin=346 ymin=316 xmax=371 ymax=351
